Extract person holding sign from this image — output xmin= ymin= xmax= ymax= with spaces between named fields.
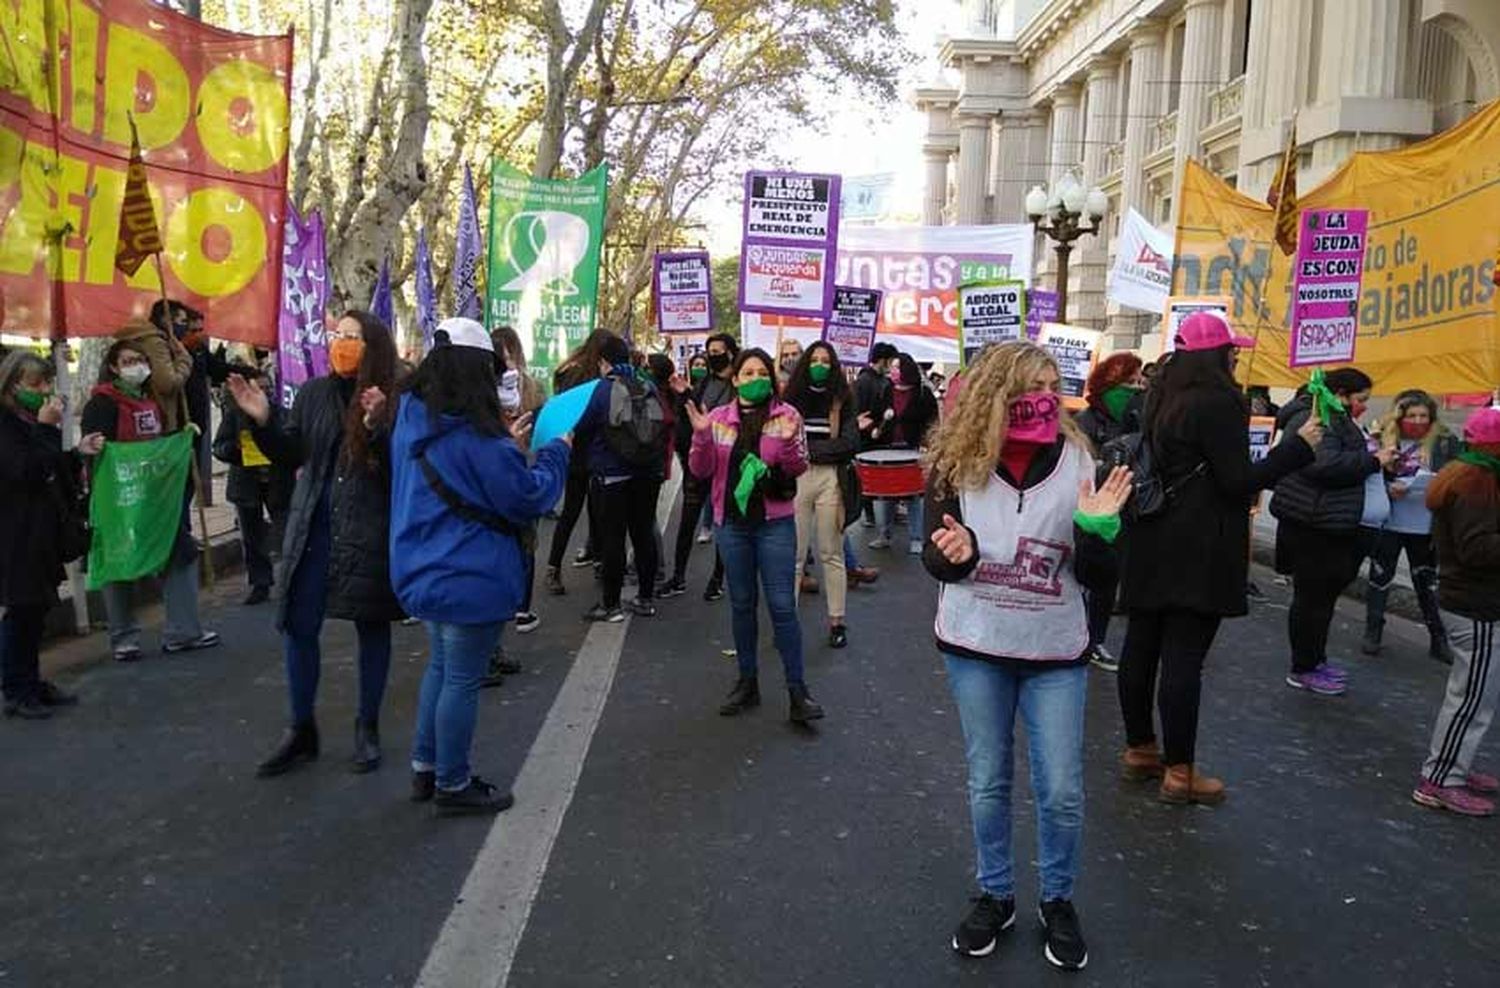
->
xmin=1116 ymin=313 xmax=1320 ymax=805
xmin=922 ymin=341 xmax=1131 ymax=972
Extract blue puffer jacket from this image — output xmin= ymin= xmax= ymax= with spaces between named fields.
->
xmin=390 ymin=394 xmax=569 ymax=624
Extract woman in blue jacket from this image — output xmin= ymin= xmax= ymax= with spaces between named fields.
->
xmin=390 ymin=319 xmax=570 ymax=816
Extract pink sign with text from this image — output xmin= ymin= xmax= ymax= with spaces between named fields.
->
xmin=1289 ymin=208 xmax=1368 ymax=367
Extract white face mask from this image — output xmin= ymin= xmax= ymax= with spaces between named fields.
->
xmin=497 ymin=369 xmax=522 ymax=412
xmin=119 ymin=364 xmax=151 ymax=387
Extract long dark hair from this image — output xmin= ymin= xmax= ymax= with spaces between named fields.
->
xmin=555 ymin=329 xmax=615 ymax=386
xmin=1143 ymin=344 xmax=1238 ymax=436
xmin=406 ymin=343 xmax=508 ymax=438
xmin=732 ymin=347 xmax=776 ymax=453
xmin=339 ymin=309 xmax=400 ymax=470
xmin=782 ymin=341 xmax=851 ymax=410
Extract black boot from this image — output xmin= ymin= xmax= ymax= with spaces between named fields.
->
xmin=545 ymin=565 xmax=566 ymax=596
xmin=351 ymin=719 xmax=381 ymax=773
xmin=788 ymin=684 xmax=825 ymax=723
xmin=718 ymin=676 xmax=760 ymax=716
xmin=1360 ymin=623 xmax=1382 ymax=656
xmin=1430 ymin=633 xmax=1457 ymax=665
xmin=256 ymin=722 xmax=319 ymax=777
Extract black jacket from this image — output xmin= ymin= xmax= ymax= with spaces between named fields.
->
xmin=251 ymin=375 xmax=404 ymax=628
xmin=853 ymin=367 xmax=892 ymax=443
xmin=1074 ymin=401 xmax=1139 ymax=452
xmin=1119 ymin=388 xmax=1315 ymax=616
xmin=212 ymin=399 xmax=294 ymax=512
xmin=1429 ymin=464 xmax=1500 ymax=620
xmin=1269 ymin=395 xmax=1378 ymax=532
xmin=877 ymin=385 xmax=939 ymax=450
xmin=0 ymin=410 xmax=76 ymax=608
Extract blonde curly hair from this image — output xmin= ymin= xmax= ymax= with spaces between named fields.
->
xmin=926 ymin=341 xmax=1090 ymax=496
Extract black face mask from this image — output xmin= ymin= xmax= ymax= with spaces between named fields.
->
xmin=707 ymin=352 xmax=730 ymax=373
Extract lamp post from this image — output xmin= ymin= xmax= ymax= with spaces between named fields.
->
xmin=1025 ymin=173 xmax=1108 ymax=323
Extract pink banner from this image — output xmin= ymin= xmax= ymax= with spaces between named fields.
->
xmin=1290 ymin=208 xmax=1368 ymax=367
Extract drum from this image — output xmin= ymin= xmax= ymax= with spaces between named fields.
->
xmin=855 ymin=449 xmax=925 ymax=499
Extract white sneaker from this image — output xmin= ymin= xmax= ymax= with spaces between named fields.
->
xmin=908 ymin=540 xmax=924 ymax=556
xmin=869 ymin=536 xmax=891 ymax=550
xmin=514 ymin=612 xmax=540 ymax=634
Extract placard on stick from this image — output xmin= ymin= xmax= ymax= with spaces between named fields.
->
xmin=957 ymin=280 xmax=1026 ymax=367
xmin=822 ymin=286 xmax=882 ymax=366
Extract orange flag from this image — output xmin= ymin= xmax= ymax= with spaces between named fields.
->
xmin=1266 ymin=118 xmax=1298 ymax=257
xmin=114 ymin=124 xmax=162 ymax=277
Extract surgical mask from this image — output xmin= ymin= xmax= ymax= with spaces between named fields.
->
xmin=497 ymin=370 xmax=522 ymax=412
xmin=14 ymin=388 xmax=48 ymax=413
xmin=119 ymin=363 xmax=152 ymax=387
xmin=690 ymin=366 xmax=708 ymax=382
xmin=737 ymin=377 xmax=773 ymax=405
xmin=707 ymin=352 xmax=730 ymax=373
xmin=808 ymin=364 xmax=831 ymax=385
xmin=1006 ymin=390 xmax=1061 ymax=445
xmin=329 ymin=338 xmax=365 ymax=377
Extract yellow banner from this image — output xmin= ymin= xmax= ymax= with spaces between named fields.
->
xmin=1173 ymin=100 xmax=1500 ymax=395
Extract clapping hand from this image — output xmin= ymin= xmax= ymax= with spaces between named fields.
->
xmin=1078 ymin=465 xmax=1133 ymax=516
xmin=930 ymin=514 xmax=974 ymax=566
xmin=226 ymin=373 xmax=271 ymax=426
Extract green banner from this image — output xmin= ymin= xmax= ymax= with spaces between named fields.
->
xmin=485 ymin=161 xmax=608 ymax=386
xmin=86 ymin=432 xmax=193 ymax=589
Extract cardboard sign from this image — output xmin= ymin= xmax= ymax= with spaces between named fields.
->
xmin=1289 ymin=208 xmax=1368 ymax=367
xmin=1038 ymin=323 xmax=1103 ymax=410
xmin=957 ymin=280 xmax=1026 ymax=367
xmin=1248 ymin=415 xmax=1276 ymax=463
xmin=1026 ymin=288 xmax=1059 ymax=341
xmin=654 ymin=250 xmax=714 ymax=333
xmin=1161 ymin=296 xmax=1232 ymax=354
xmin=822 ymin=286 xmax=882 ymax=366
xmin=739 ymin=171 xmax=842 ymax=317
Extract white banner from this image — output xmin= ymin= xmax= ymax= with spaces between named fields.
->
xmin=1109 ymin=207 xmax=1174 ymax=314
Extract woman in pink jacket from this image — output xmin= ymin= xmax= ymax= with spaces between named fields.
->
xmin=686 ymin=348 xmax=823 ymax=724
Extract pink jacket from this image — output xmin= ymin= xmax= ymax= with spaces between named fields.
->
xmin=688 ymin=399 xmax=807 ymax=526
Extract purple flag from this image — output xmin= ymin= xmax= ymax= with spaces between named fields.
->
xmin=415 ymin=229 xmax=438 ymax=350
xmin=1026 ymin=288 xmax=1059 ymax=341
xmin=452 ymin=163 xmax=483 ymax=321
xmin=276 ymin=202 xmax=330 ymax=409
xmin=370 ymin=255 xmax=394 ymax=329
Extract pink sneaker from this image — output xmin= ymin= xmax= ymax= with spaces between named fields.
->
xmin=1285 ymin=669 xmax=1346 ymax=696
xmin=1412 ymin=779 xmax=1496 ymax=817
xmin=1466 ymin=770 xmax=1500 ymax=794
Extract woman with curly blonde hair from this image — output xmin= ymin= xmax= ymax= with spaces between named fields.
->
xmin=922 ymin=341 xmax=1130 ymax=973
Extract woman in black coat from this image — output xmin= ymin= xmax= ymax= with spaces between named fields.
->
xmin=212 ymin=374 xmax=294 ymax=607
xmin=0 ymin=352 xmax=97 ymax=719
xmin=225 ymin=311 xmax=405 ymax=777
xmin=1116 ymin=315 xmax=1321 ymax=805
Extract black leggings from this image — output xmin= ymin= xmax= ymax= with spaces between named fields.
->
xmin=596 ymin=477 xmax=661 ymax=608
xmin=1118 ymin=609 xmax=1223 ymax=766
xmin=1363 ymin=528 xmax=1442 ymax=637
xmin=0 ymin=603 xmax=48 ymax=702
xmin=547 ymin=469 xmax=595 ymax=569
xmin=672 ymin=473 xmax=723 ymax=587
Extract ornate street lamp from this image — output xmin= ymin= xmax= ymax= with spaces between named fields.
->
xmin=1025 ymin=173 xmax=1108 ymax=323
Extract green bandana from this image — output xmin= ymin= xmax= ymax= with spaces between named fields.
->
xmin=1306 ymin=368 xmax=1345 ymax=425
xmin=14 ymin=389 xmax=48 ymax=413
xmin=808 ymin=363 xmax=831 ymax=385
xmin=737 ymin=378 xmax=773 ymax=404
xmin=1100 ymin=385 xmax=1135 ymax=423
xmin=1457 ymin=449 xmax=1500 ymax=479
xmin=1073 ymin=509 xmax=1122 ymax=544
xmin=116 ymin=379 xmax=145 ymax=399
xmin=733 ymin=452 xmax=770 ymax=515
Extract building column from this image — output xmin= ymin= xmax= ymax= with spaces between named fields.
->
xmin=1236 ymin=0 xmax=1275 ymax=189
xmin=1170 ymin=0 xmax=1224 ymax=222
xmin=1047 ymin=84 xmax=1083 ymax=183
xmin=923 ymin=150 xmax=951 ymax=225
xmin=1309 ymin=0 xmax=1413 ymax=176
xmin=1077 ymin=57 xmax=1120 ymax=330
xmin=1112 ymin=20 xmax=1166 ymax=348
xmin=955 ymin=113 xmax=993 ymax=224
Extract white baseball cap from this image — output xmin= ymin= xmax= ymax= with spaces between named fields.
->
xmin=433 ymin=317 xmax=493 ymax=353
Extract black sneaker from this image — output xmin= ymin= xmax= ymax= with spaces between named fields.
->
xmin=1038 ymin=899 xmax=1088 ymax=971
xmin=545 ymin=566 xmax=566 ymax=596
xmin=163 ymin=631 xmax=221 ymax=654
xmin=36 ymin=681 xmax=79 ymax=707
xmin=703 ymin=582 xmax=725 ymax=602
xmin=828 ymin=624 xmax=848 ymax=649
xmin=3 ymin=696 xmax=53 ymax=720
xmin=434 ymin=776 xmax=515 ymax=816
xmin=112 ymin=645 xmax=143 ymax=663
xmin=584 ymin=603 xmax=625 ymax=623
xmin=410 ymin=770 xmax=436 ymax=802
xmin=492 ymin=649 xmax=523 ymax=675
xmin=952 ymin=894 xmax=1015 ymax=957
xmin=243 ymin=585 xmax=270 ymax=606
xmin=572 ymin=548 xmax=596 ymax=568
xmin=514 ymin=611 xmax=540 ymax=634
xmin=658 ymin=577 xmax=687 ymax=598
xmin=627 ymin=597 xmax=657 ymax=618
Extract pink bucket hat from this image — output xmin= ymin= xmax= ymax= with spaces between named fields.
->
xmin=1463 ymin=406 xmax=1500 ymax=445
xmin=1175 ymin=311 xmax=1256 ymax=352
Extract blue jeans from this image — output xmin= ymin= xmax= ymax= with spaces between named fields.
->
xmin=412 ymin=620 xmax=505 ymax=790
xmin=716 ymin=517 xmax=804 ymax=686
xmin=874 ymin=496 xmax=925 ymax=543
xmin=944 ymin=654 xmax=1087 ymax=901
xmin=844 ymin=534 xmax=859 ymax=571
xmin=282 ymin=495 xmax=392 ymax=725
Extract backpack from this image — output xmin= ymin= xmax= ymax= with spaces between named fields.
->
xmin=1099 ymin=431 xmax=1206 ymax=524
xmin=605 ymin=375 xmax=668 ymax=467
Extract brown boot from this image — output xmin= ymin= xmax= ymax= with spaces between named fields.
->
xmin=1120 ymin=744 xmax=1165 ymax=781
xmin=1159 ymin=764 xmax=1226 ymax=806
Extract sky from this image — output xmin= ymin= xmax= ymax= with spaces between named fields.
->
xmin=700 ymin=0 xmax=958 ymax=254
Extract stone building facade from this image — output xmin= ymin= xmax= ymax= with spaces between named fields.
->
xmin=919 ymin=0 xmax=1500 ymax=345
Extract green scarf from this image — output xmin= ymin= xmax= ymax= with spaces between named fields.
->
xmin=1305 ymin=368 xmax=1344 ymax=425
xmin=733 ymin=452 xmax=769 ymax=515
xmin=116 ymin=379 xmax=145 ymax=399
xmin=1457 ymin=449 xmax=1500 ymax=479
xmin=1099 ymin=385 xmax=1135 ymax=423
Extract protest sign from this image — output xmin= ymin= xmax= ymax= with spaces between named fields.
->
xmin=1161 ymin=296 xmax=1232 ymax=354
xmin=275 ymin=204 xmax=330 ymax=409
xmin=822 ymin=286 xmax=882 ymax=366
xmin=1289 ymin=208 xmax=1368 ymax=367
xmin=1038 ymin=323 xmax=1103 ymax=410
xmin=87 ymin=432 xmax=195 ymax=589
xmin=1026 ymin=288 xmax=1059 ymax=341
xmin=654 ymin=251 xmax=714 ymax=333
xmin=1248 ymin=416 xmax=1276 ymax=463
xmin=0 ymin=0 xmax=292 ymax=345
xmin=669 ymin=335 xmax=708 ymax=374
xmin=739 ymin=171 xmax=841 ymax=317
xmin=957 ymin=280 xmax=1026 ymax=367
xmin=1110 ymin=208 xmax=1174 ymax=314
xmin=486 ymin=161 xmax=607 ymax=382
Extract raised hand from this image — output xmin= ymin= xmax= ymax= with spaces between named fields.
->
xmin=37 ymin=395 xmax=64 ymax=426
xmin=930 ymin=513 xmax=974 ymax=566
xmin=77 ymin=432 xmax=105 ymax=456
xmin=685 ymin=400 xmax=711 ymax=433
xmin=226 ymin=373 xmax=271 ymax=426
xmin=1078 ymin=465 xmax=1133 ymax=516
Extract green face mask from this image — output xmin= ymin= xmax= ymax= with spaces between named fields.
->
xmin=1100 ymin=384 xmax=1135 ymax=422
xmin=690 ymin=366 xmax=707 ymax=382
xmin=808 ymin=363 xmax=831 ymax=385
xmin=737 ymin=377 xmax=774 ymax=405
xmin=14 ymin=388 xmax=48 ymax=413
